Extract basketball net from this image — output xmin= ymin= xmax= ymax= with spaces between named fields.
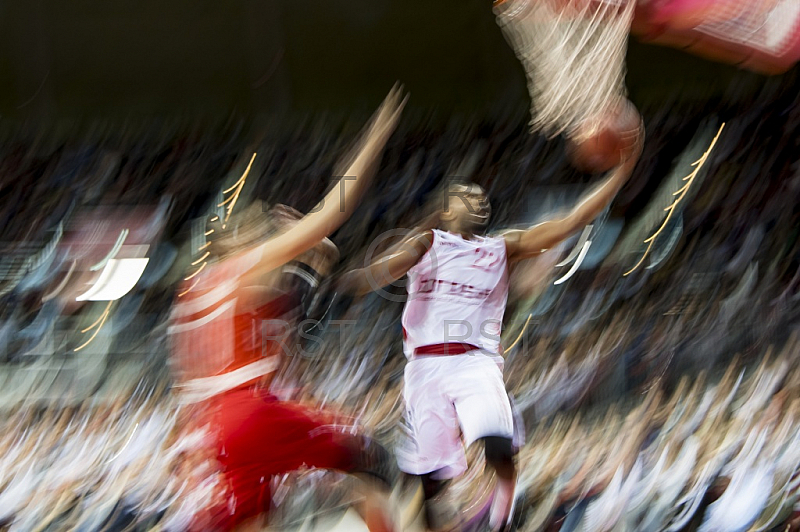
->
xmin=494 ymin=0 xmax=636 ymax=141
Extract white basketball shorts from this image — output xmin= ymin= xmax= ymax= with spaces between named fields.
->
xmin=396 ymin=351 xmax=515 ymax=479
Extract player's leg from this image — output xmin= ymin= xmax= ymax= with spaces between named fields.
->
xmin=482 ymin=436 xmax=517 ymax=532
xmin=397 ymin=357 xmax=469 ymax=531
xmin=206 ymin=388 xmax=283 ymax=530
xmin=450 ymin=354 xmax=519 ymax=532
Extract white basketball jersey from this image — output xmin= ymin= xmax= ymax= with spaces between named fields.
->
xmin=402 ymin=229 xmax=509 ymax=358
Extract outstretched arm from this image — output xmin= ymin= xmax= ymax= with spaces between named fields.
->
xmin=252 ymin=86 xmax=407 ymax=274
xmin=505 ymin=129 xmax=643 ymax=263
xmin=338 ymin=230 xmax=433 ymax=295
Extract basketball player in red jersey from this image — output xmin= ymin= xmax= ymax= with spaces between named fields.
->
xmin=339 ymin=123 xmax=643 ymax=531
xmin=168 ymin=87 xmax=406 ymax=532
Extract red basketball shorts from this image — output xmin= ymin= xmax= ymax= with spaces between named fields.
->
xmin=195 ymin=387 xmax=358 ymax=530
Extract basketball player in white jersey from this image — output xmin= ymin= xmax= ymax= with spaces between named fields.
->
xmin=339 ymin=126 xmax=643 ymax=531
xmin=168 ymin=87 xmax=406 ymax=532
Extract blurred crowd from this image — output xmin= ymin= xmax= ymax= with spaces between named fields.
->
xmin=0 ymin=77 xmax=798 ymax=530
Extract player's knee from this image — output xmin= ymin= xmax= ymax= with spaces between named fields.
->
xmin=482 ymin=436 xmax=515 ymax=475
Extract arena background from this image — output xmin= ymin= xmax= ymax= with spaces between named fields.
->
xmin=1 ymin=3 xmax=800 ymax=529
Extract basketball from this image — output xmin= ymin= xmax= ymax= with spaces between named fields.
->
xmin=567 ymin=99 xmax=642 ymax=174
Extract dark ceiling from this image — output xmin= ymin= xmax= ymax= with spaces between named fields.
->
xmin=0 ymin=0 xmax=790 ymax=134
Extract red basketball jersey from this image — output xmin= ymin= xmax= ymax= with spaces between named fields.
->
xmin=168 ymin=246 xmax=295 ymax=402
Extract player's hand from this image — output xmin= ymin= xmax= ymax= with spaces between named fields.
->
xmin=364 ymin=83 xmax=408 ymax=146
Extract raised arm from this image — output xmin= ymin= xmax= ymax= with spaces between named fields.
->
xmin=505 ymin=128 xmax=643 ymax=263
xmin=252 ymin=86 xmax=407 ymax=274
xmin=338 ymin=230 xmax=433 ymax=295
